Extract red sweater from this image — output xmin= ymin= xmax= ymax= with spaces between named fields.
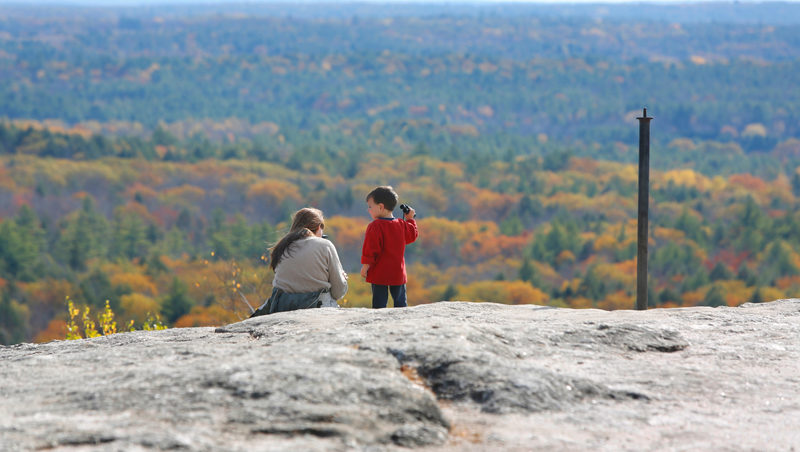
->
xmin=361 ymin=217 xmax=418 ymax=285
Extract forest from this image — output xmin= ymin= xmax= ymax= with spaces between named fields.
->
xmin=2 ymin=2 xmax=800 ymax=344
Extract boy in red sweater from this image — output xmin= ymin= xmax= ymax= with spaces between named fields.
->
xmin=360 ymin=186 xmax=418 ymax=308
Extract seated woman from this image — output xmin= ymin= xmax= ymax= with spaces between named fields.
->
xmin=253 ymin=208 xmax=347 ymax=315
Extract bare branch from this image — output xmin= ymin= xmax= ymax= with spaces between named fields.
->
xmin=238 ymin=290 xmax=255 ymax=314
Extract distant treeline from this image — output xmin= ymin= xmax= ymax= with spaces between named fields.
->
xmin=4 ymin=2 xmax=800 ymax=24
xmin=1 ymin=119 xmax=796 ymax=182
xmin=1 ymin=7 xmax=799 ymax=147
xmin=3 ymin=121 xmax=800 ymax=345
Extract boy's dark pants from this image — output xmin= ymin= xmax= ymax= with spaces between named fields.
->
xmin=371 ymin=284 xmax=407 ymax=308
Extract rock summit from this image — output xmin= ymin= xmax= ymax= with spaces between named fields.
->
xmin=2 ymin=300 xmax=799 ymax=450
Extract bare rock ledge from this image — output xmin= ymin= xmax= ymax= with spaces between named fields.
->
xmin=2 ymin=300 xmax=800 ymax=451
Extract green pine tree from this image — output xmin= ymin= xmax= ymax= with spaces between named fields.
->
xmin=440 ymin=284 xmax=457 ymax=302
xmin=57 ymin=197 xmax=109 ymax=270
xmin=709 ymin=262 xmax=734 ymax=281
xmin=110 ymin=208 xmax=148 ymax=260
xmin=0 ymin=289 xmax=29 ymax=345
xmin=162 ymin=277 xmax=194 ymax=324
xmin=518 ymin=257 xmax=535 ymax=283
xmin=702 ymin=285 xmax=726 ymax=308
xmin=749 ymin=287 xmax=763 ymax=304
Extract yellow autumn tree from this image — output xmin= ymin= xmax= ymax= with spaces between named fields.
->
xmin=247 ymin=179 xmax=302 ymax=204
xmin=120 ymin=293 xmax=160 ymax=324
xmin=458 ymin=280 xmax=548 ymax=305
xmin=110 ymin=272 xmax=159 ymax=297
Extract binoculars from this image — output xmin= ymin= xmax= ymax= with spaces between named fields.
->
xmin=399 ymin=204 xmax=416 ymax=218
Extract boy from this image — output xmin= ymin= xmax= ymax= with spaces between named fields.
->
xmin=360 ymin=186 xmax=418 ymax=308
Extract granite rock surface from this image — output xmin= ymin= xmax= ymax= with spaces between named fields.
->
xmin=2 ymin=300 xmax=799 ymax=451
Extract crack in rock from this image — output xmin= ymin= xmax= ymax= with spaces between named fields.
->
xmin=553 ymin=323 xmax=689 ymax=352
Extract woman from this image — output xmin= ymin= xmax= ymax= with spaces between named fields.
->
xmin=253 ymin=208 xmax=347 ymax=316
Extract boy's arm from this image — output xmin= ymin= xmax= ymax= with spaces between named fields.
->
xmin=360 ymin=223 xmax=382 ymax=277
xmin=403 ymin=214 xmax=418 ymax=245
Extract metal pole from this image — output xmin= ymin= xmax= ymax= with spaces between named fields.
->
xmin=636 ymin=108 xmax=652 ymax=311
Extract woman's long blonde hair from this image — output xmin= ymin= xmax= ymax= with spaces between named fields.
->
xmin=269 ymin=208 xmax=324 ymax=271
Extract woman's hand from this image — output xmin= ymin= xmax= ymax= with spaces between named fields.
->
xmin=360 ymin=264 xmax=369 ymax=279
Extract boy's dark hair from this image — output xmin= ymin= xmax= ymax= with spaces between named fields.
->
xmin=366 ymin=186 xmax=398 ymax=211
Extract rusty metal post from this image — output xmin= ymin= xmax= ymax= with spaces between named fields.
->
xmin=636 ymin=108 xmax=652 ymax=311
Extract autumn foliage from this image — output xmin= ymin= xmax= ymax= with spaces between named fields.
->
xmin=2 ymin=4 xmax=800 ymax=344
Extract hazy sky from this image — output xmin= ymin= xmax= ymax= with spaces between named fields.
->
xmin=2 ymin=0 xmax=790 ymax=4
